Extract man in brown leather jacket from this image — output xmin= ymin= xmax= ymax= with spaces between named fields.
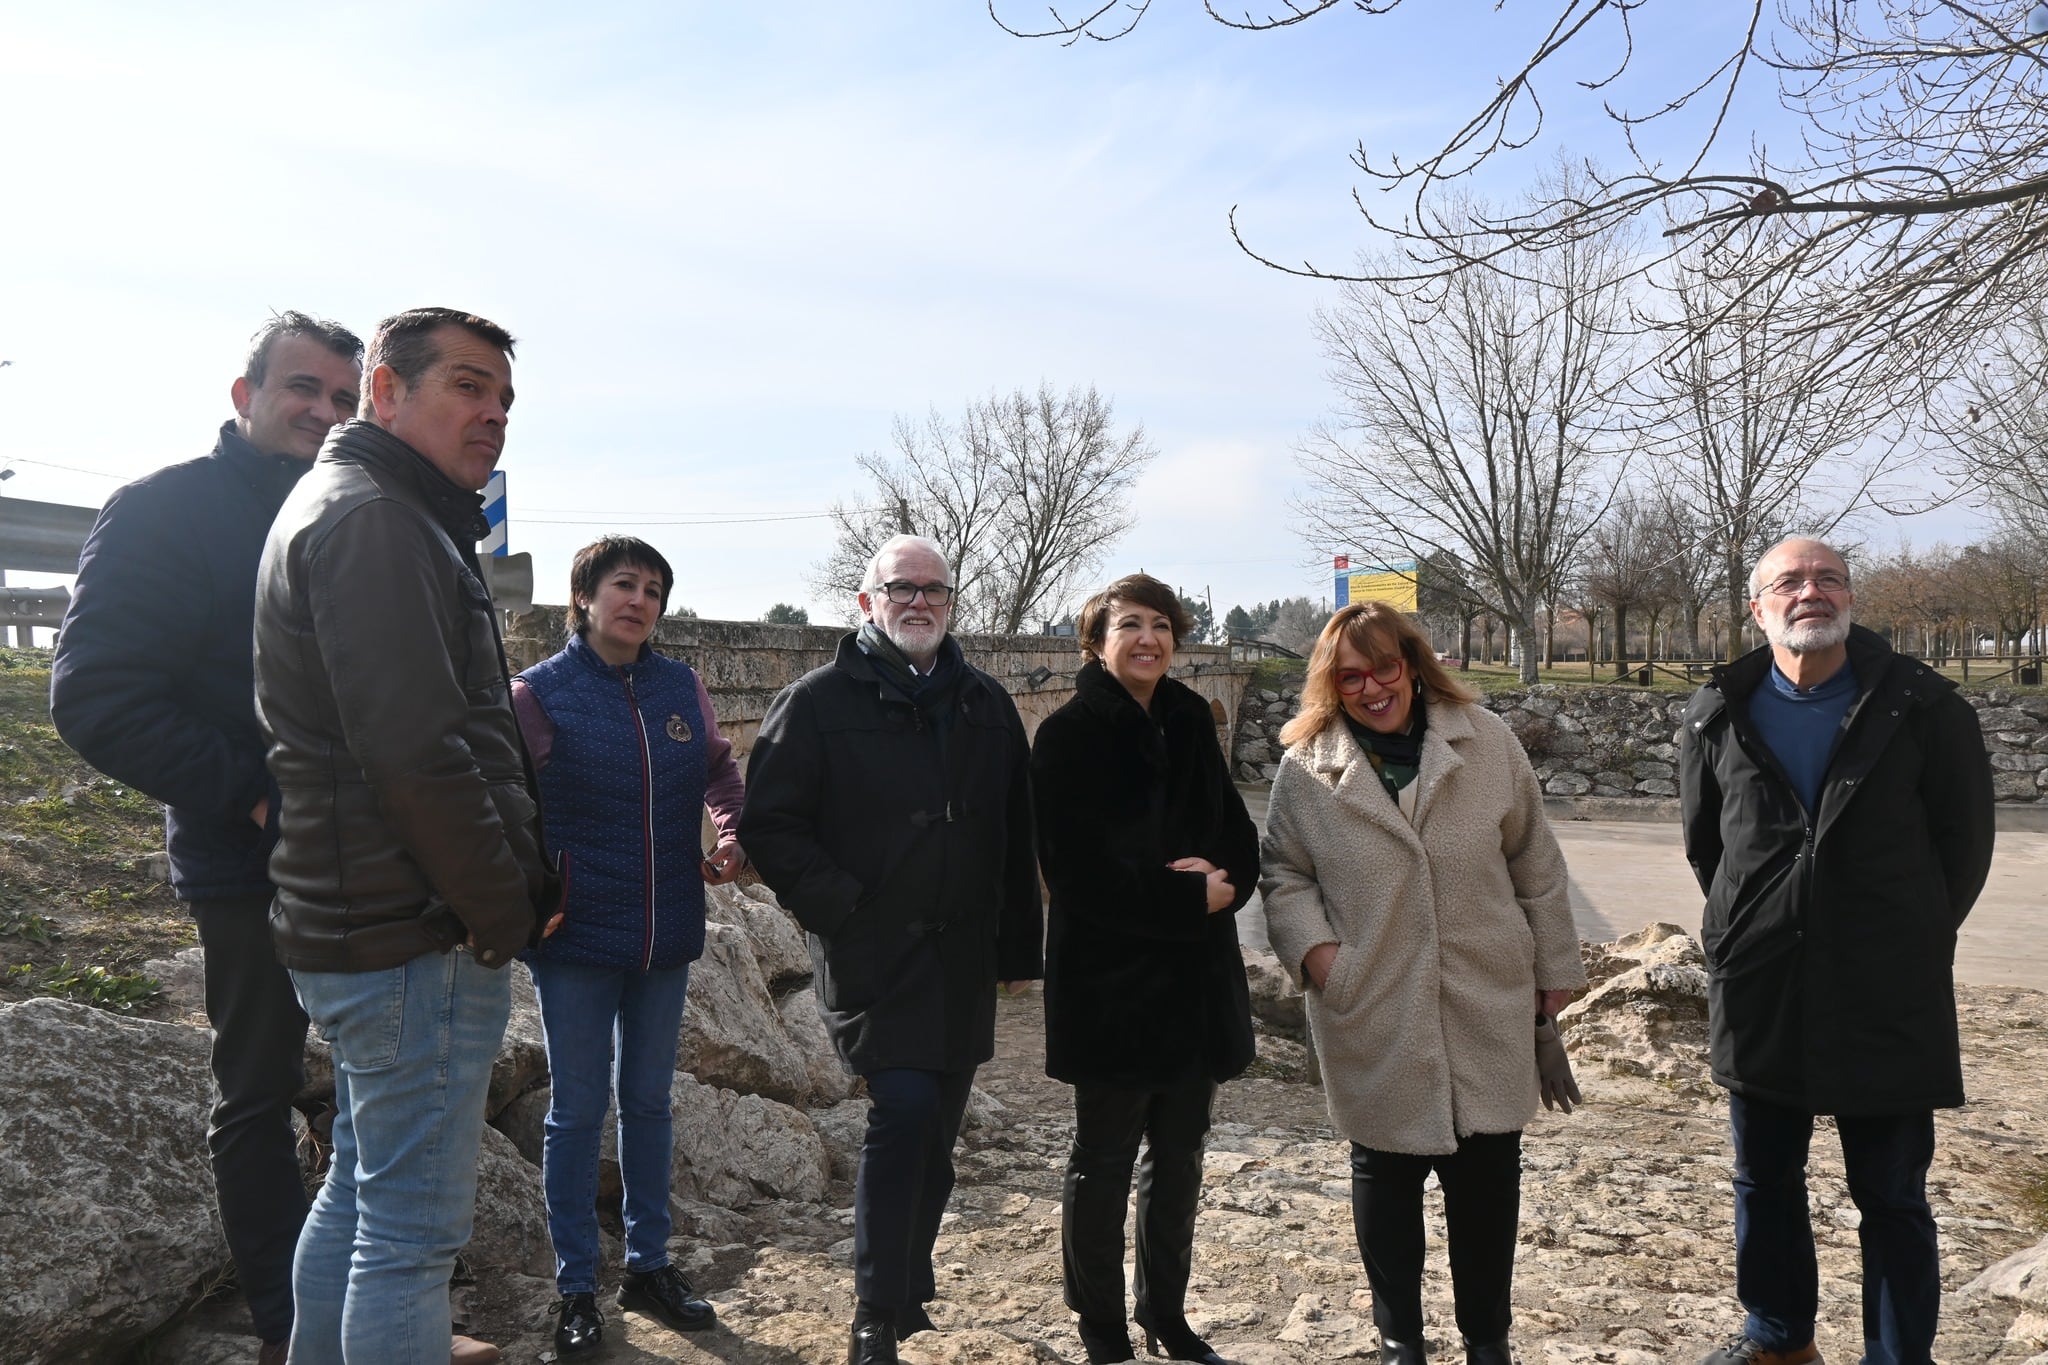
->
xmin=254 ymin=307 xmax=553 ymax=1365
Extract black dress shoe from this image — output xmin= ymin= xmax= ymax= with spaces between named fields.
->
xmin=617 ymin=1264 xmax=716 ymax=1333
xmin=1378 ymin=1335 xmax=1428 ymax=1365
xmin=552 ymin=1292 xmax=604 ymax=1356
xmin=1078 ymin=1315 xmax=1137 ymax=1362
xmin=1136 ymin=1310 xmax=1228 ymax=1364
xmin=1463 ymin=1339 xmax=1512 ymax=1365
xmin=847 ymin=1316 xmax=900 ymax=1365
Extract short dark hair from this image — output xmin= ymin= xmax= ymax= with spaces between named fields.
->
xmin=567 ymin=537 xmax=674 ymax=637
xmin=1076 ymin=573 xmax=1191 ymax=662
xmin=244 ymin=311 xmax=363 ymax=387
xmin=365 ymin=307 xmax=516 ymax=389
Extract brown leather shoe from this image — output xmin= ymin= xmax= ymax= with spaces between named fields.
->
xmin=1696 ymin=1336 xmax=1820 ymax=1365
xmin=450 ymin=1335 xmax=502 ymax=1365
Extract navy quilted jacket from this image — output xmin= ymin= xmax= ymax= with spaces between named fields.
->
xmin=519 ymin=635 xmax=712 ymax=970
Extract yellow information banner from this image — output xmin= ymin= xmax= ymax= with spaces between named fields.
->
xmin=1335 ymin=560 xmax=1419 ymax=612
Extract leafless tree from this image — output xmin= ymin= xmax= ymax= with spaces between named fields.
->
xmin=1581 ymin=491 xmax=1665 ymax=676
xmin=1639 ymin=258 xmax=1905 ymax=659
xmin=1934 ymin=302 xmax=2048 ymax=542
xmin=814 ymin=383 xmax=1157 ymax=633
xmin=1295 ymin=191 xmax=1636 ymax=683
xmin=993 ymin=1 xmax=2048 ymax=378
xmin=1643 ymin=486 xmax=1724 ymax=660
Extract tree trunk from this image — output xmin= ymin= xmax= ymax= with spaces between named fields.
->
xmin=1516 ymin=614 xmax=1540 ymax=685
xmin=1612 ymin=603 xmax=1631 ymax=679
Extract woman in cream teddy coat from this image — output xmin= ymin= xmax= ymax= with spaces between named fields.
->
xmin=1261 ymin=602 xmax=1586 ymax=1365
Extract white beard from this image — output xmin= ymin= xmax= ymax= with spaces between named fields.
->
xmin=884 ymin=618 xmax=945 ymax=660
xmin=1765 ymin=607 xmax=1852 ymax=653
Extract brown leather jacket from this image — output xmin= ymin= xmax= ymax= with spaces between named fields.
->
xmin=254 ymin=420 xmax=549 ymax=972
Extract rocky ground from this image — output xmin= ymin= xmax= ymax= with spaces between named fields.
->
xmin=170 ymin=945 xmax=2048 ymax=1365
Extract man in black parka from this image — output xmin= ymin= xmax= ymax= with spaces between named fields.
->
xmin=740 ymin=533 xmax=1041 ymax=1365
xmin=50 ymin=312 xmax=362 ymax=1362
xmin=1679 ymin=537 xmax=1994 ymax=1365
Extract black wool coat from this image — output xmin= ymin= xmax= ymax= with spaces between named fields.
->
xmin=739 ymin=634 xmax=1042 ymax=1076
xmin=1679 ymin=626 xmax=1995 ymax=1115
xmin=1031 ymin=660 xmax=1259 ymax=1088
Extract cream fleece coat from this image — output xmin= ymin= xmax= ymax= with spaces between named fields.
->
xmin=1260 ymin=700 xmax=1586 ymax=1155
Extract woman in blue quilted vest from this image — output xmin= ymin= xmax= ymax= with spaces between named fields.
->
xmin=510 ymin=536 xmax=747 ymax=1358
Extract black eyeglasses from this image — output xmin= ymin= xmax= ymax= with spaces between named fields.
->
xmin=877 ymin=580 xmax=954 ymax=605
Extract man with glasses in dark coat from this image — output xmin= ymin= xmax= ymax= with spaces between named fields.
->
xmin=740 ymin=533 xmax=1042 ymax=1365
xmin=1680 ymin=536 xmax=1994 ymax=1365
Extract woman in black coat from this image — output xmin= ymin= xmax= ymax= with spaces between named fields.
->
xmin=1031 ymin=572 xmax=1260 ymax=1365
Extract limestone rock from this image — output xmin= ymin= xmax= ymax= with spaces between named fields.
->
xmin=1560 ymin=928 xmax=1711 ymax=1092
xmin=1242 ymin=945 xmax=1305 ymax=1035
xmin=1962 ymin=1233 xmax=2048 ymax=1312
xmin=709 ymin=879 xmax=813 ymax=988
xmin=678 ymin=921 xmax=813 ymax=1104
xmin=487 ymin=960 xmax=547 ymax=1121
xmin=462 ymin=1121 xmax=553 ymax=1278
xmin=810 ymin=1095 xmax=870 ymax=1185
xmin=0 ymin=999 xmax=223 ymax=1364
xmin=1546 ymin=771 xmax=1593 ymax=796
xmin=777 ymin=983 xmax=856 ymax=1104
xmin=669 ymin=1072 xmax=830 ymax=1207
xmin=141 ymin=945 xmax=207 ymax=1025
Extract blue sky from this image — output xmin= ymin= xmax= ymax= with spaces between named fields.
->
xmin=0 ymin=2 xmax=1984 ymax=623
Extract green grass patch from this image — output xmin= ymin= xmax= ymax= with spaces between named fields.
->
xmin=0 ymin=908 xmax=56 ymax=943
xmin=36 ymin=959 xmax=161 ymax=1013
xmin=1250 ymin=657 xmax=1306 ymax=690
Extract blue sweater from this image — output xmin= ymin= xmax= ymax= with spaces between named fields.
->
xmin=1746 ymin=659 xmax=1858 ymax=816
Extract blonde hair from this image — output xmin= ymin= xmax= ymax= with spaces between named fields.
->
xmin=1279 ymin=601 xmax=1476 ymax=748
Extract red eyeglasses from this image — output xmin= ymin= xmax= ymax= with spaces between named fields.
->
xmin=1335 ymin=657 xmax=1406 ymax=695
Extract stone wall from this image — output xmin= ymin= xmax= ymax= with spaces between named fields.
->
xmin=1233 ymin=675 xmax=2048 ymax=802
xmin=505 ymin=609 xmax=1255 ymax=760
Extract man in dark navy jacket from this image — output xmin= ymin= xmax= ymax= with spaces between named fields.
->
xmin=50 ymin=312 xmax=361 ymax=1363
xmin=1680 ymin=537 xmax=1994 ymax=1365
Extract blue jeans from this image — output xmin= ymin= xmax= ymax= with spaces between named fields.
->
xmin=528 ymin=958 xmax=693 ymax=1294
xmin=288 ymin=950 xmax=511 ymax=1365
xmin=1729 ymin=1092 xmax=1939 ymax=1365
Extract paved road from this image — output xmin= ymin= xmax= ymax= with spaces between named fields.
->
xmin=1236 ymin=788 xmax=2048 ymax=993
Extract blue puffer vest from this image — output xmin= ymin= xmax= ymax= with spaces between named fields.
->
xmin=520 ymin=634 xmax=710 ymax=971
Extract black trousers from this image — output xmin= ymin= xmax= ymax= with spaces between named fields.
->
xmin=853 ymin=1066 xmax=976 ymax=1313
xmin=1063 ymin=1079 xmax=1215 ymax=1328
xmin=192 ymin=893 xmax=311 ymax=1345
xmin=1349 ymin=1131 xmax=1522 ymax=1346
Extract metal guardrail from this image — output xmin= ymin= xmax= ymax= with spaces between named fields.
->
xmin=0 ymin=585 xmax=69 ymax=631
xmin=0 ymin=496 xmax=97 ymax=574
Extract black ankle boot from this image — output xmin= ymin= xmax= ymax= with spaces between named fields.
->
xmin=1378 ymin=1335 xmax=1428 ymax=1365
xmin=1462 ymin=1339 xmax=1512 ymax=1365
xmin=1135 ymin=1309 xmax=1227 ymax=1364
xmin=1078 ymin=1315 xmax=1136 ymax=1363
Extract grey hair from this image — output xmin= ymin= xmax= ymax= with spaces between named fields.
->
xmin=862 ymin=534 xmax=952 ymax=593
xmin=1749 ymin=536 xmax=1852 ymax=597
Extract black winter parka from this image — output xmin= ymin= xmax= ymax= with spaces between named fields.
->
xmin=1031 ymin=661 xmax=1258 ymax=1088
xmin=739 ymin=634 xmax=1042 ymax=1076
xmin=1678 ymin=626 xmax=1994 ymax=1115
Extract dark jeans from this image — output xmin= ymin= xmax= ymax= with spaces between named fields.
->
xmin=1349 ymin=1132 xmax=1522 ymax=1346
xmin=1062 ymin=1079 xmax=1215 ymax=1329
xmin=192 ymin=893 xmax=310 ymax=1345
xmin=1728 ymin=1092 xmax=1939 ymax=1365
xmin=853 ymin=1067 xmax=976 ymax=1313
